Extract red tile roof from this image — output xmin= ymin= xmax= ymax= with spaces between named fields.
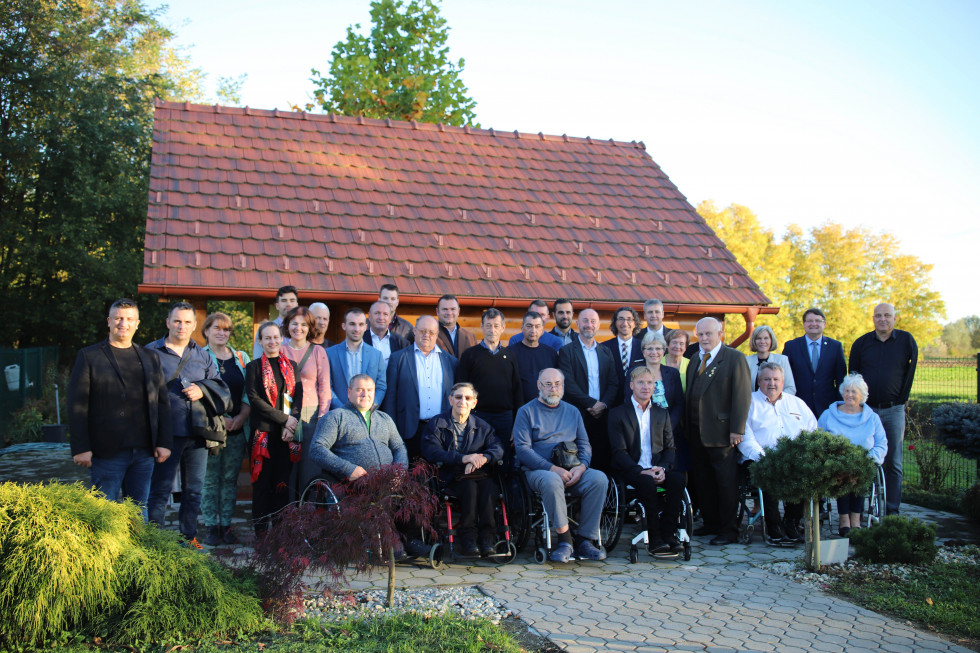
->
xmin=141 ymin=101 xmax=770 ymax=308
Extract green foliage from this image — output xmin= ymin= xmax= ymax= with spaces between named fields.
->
xmin=6 ymin=399 xmax=45 ymax=443
xmin=697 ymin=201 xmax=945 ymax=355
xmin=849 ymin=515 xmax=938 ymax=565
xmin=934 ymin=316 xmax=980 ymax=357
xmin=750 ymin=429 xmax=877 ymax=503
xmin=0 ymin=0 xmax=203 ymax=357
xmin=932 ymin=403 xmax=980 ymax=460
xmin=208 ymin=300 xmax=255 ymax=353
xmin=902 ymin=486 xmax=964 ymax=515
xmin=0 ymin=482 xmax=262 ymax=648
xmin=962 ymin=484 xmax=980 ymax=525
xmin=305 ymin=0 xmax=478 ymax=126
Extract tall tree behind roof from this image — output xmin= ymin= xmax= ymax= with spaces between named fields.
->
xmin=305 ymin=0 xmax=478 ymax=126
xmin=0 ymin=0 xmax=203 ymax=353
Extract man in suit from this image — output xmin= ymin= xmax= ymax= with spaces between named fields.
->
xmin=435 ymin=294 xmax=477 ymax=357
xmin=364 ymin=301 xmax=409 ymax=363
xmin=782 ymin=308 xmax=847 ymax=418
xmin=600 ymin=306 xmax=646 ymax=406
xmin=644 ymin=299 xmax=674 ymax=341
xmin=686 ymin=317 xmax=752 ymax=546
xmin=557 ymin=308 xmax=620 ymax=471
xmin=550 ymin=298 xmax=578 ymax=346
xmin=609 ymin=366 xmax=685 ymax=557
xmin=379 ymin=283 xmax=414 ymax=342
xmin=508 ymin=300 xmax=564 ymax=352
xmin=68 ymin=298 xmax=172 ymax=518
xmin=381 ymin=315 xmax=458 ymax=460
xmin=326 ymin=307 xmax=387 ymax=409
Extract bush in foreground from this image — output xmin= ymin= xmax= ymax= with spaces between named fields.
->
xmin=0 ymin=482 xmax=263 ymax=648
xmin=850 ymin=515 xmax=938 ymax=565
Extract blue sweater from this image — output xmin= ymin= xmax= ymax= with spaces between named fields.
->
xmin=817 ymin=402 xmax=888 ymax=465
xmin=513 ymin=399 xmax=591 ymax=471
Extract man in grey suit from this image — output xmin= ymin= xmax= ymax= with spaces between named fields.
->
xmin=685 ymin=317 xmax=752 ymax=546
xmin=381 ymin=316 xmax=458 ymax=460
xmin=325 ymin=307 xmax=387 ymax=409
xmin=644 ymin=299 xmax=674 ymax=341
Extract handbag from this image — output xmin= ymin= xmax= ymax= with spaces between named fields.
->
xmin=551 ymin=441 xmax=582 ymax=470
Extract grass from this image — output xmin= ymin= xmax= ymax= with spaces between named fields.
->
xmin=830 ymin=560 xmax=980 ymax=644
xmin=910 ymin=364 xmax=976 ymax=405
xmin=46 ymin=614 xmax=530 ymax=652
xmin=902 ymin=486 xmax=965 ymax=515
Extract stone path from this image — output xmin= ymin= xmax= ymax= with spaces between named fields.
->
xmin=2 ymin=443 xmax=977 ymax=652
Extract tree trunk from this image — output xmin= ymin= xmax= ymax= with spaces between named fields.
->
xmin=386 ymin=545 xmax=396 ymax=607
xmin=804 ymin=497 xmax=821 ymax=571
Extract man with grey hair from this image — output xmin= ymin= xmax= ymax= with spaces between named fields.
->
xmin=309 ymin=302 xmax=333 ymax=348
xmin=364 ymin=300 xmax=409 ymax=362
xmin=686 ymin=317 xmax=751 ymax=546
xmin=514 ymin=367 xmax=609 ymax=562
xmin=848 ymin=302 xmax=917 ymax=515
xmin=644 ymin=299 xmax=674 ymax=340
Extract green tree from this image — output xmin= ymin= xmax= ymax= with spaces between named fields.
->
xmin=305 ymin=0 xmax=478 ymax=126
xmin=0 ymin=0 xmax=202 ymax=355
xmin=698 ymin=202 xmax=945 ymax=356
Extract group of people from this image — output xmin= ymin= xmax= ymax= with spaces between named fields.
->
xmin=68 ymin=284 xmax=916 ymax=557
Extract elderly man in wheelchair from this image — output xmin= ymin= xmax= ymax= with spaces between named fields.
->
xmin=513 ymin=368 xmax=609 ymax=563
xmin=608 ymin=366 xmax=687 ymax=557
xmin=738 ymin=361 xmax=818 ymax=544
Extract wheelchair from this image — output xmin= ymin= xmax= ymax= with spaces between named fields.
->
xmin=619 ymin=479 xmax=694 ymax=562
xmin=820 ymin=464 xmax=886 ymax=536
xmin=424 ymin=469 xmax=518 ymax=569
xmin=512 ymin=469 xmax=622 ymax=564
xmin=736 ymin=463 xmax=802 ymax=547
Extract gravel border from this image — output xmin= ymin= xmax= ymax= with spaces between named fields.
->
xmin=304 ymin=585 xmax=514 ymax=624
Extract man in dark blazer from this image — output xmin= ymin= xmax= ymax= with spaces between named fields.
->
xmin=782 ymin=308 xmax=847 ymax=418
xmin=600 ymin=306 xmax=646 ymax=406
xmin=68 ymin=298 xmax=172 ymax=517
xmin=557 ymin=308 xmax=620 ymax=471
xmin=381 ymin=316 xmax=458 ymax=460
xmin=609 ymin=366 xmax=686 ymax=557
xmin=435 ymin=294 xmax=478 ymax=358
xmin=364 ymin=300 xmax=409 ymax=363
xmin=685 ymin=317 xmax=752 ymax=546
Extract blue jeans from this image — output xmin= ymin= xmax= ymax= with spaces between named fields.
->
xmin=872 ymin=404 xmax=905 ymax=515
xmin=148 ymin=437 xmax=208 ymax=538
xmin=90 ymin=447 xmax=156 ymax=521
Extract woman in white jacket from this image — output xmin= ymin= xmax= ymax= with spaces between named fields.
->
xmin=745 ymin=325 xmax=796 ymax=395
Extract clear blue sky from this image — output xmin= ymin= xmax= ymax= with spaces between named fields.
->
xmin=159 ymin=0 xmax=979 ymax=323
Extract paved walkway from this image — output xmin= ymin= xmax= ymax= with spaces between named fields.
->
xmin=2 ymin=443 xmax=977 ymax=652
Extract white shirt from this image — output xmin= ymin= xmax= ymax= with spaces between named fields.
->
xmin=579 ymin=336 xmax=600 ymax=400
xmin=414 ymin=344 xmax=444 ymax=420
xmin=632 ymin=396 xmax=654 ymax=469
xmin=371 ymin=329 xmax=392 ymax=361
xmin=697 ymin=341 xmax=723 ymax=370
xmin=738 ymin=389 xmax=818 ymax=462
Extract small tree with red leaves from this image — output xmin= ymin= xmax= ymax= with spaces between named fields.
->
xmin=250 ymin=463 xmax=438 ymax=622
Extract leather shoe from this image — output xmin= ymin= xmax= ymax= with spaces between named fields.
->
xmin=782 ymin=521 xmax=804 ymax=543
xmin=709 ymin=535 xmax=737 ymax=546
xmin=693 ymin=526 xmax=716 ymax=537
xmin=459 ymin=536 xmax=480 ymax=558
xmin=478 ymin=535 xmax=497 ymax=557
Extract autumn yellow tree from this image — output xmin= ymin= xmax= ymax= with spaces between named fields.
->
xmin=698 ymin=202 xmax=944 ymax=357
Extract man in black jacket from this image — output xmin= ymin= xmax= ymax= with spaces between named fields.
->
xmin=68 ymin=298 xmax=172 ymax=519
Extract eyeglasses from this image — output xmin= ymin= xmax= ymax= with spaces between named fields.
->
xmin=452 ymin=394 xmax=476 ymax=401
xmin=540 ymin=381 xmax=564 ymax=389
xmin=616 ymin=317 xmax=635 ymax=323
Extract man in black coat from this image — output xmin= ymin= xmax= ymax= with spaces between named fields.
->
xmin=609 ymin=366 xmax=685 ymax=557
xmin=68 ymin=298 xmax=172 ymax=518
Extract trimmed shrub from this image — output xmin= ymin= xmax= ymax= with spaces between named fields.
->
xmin=850 ymin=515 xmax=938 ymax=565
xmin=962 ymin=483 xmax=980 ymax=525
xmin=0 ymin=482 xmax=263 ymax=648
xmin=932 ymin=403 xmax=980 ymax=461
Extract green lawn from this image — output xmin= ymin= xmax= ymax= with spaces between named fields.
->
xmin=910 ymin=364 xmax=976 ymax=404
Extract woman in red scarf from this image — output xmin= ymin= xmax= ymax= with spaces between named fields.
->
xmin=245 ymin=321 xmax=303 ymax=534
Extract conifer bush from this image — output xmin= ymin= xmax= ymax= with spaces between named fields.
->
xmin=0 ymin=482 xmax=263 ymax=648
xmin=849 ymin=515 xmax=937 ymax=565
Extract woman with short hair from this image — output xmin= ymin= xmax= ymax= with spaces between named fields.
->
xmin=663 ymin=329 xmax=690 ymax=392
xmin=817 ymin=373 xmax=887 ymax=537
xmin=745 ymin=325 xmax=796 ymax=395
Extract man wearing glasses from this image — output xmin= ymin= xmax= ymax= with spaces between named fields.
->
xmin=600 ymin=306 xmax=646 ymax=407
xmin=782 ymin=308 xmax=847 ymax=419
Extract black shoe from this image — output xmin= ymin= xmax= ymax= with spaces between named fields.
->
xmin=765 ymin=523 xmax=786 ymax=546
xmin=405 ymin=538 xmax=431 ymax=558
xmin=648 ymin=538 xmax=678 ymax=558
xmin=203 ymin=525 xmax=222 ymax=547
xmin=458 ymin=535 xmax=480 ymax=557
xmin=222 ymin=527 xmax=239 ymax=545
xmin=693 ymin=526 xmax=715 ymax=537
xmin=478 ymin=535 xmax=497 ymax=557
xmin=665 ymin=533 xmax=683 ymax=553
xmin=838 ymin=527 xmax=851 ymax=538
xmin=783 ymin=521 xmax=804 ymax=543
xmin=709 ymin=535 xmax=737 ymax=546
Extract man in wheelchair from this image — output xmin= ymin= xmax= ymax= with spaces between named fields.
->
xmin=514 ymin=368 xmax=609 ymax=562
xmin=738 ymin=362 xmax=818 ymax=544
xmin=421 ymin=382 xmax=505 ymax=557
xmin=608 ymin=366 xmax=686 ymax=557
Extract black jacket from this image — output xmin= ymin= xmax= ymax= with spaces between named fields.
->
xmin=245 ymin=357 xmax=304 ymax=438
xmin=68 ymin=340 xmax=173 ymax=457
xmin=190 ymin=378 xmax=232 ymax=445
xmin=608 ymin=400 xmax=675 ymax=475
xmin=421 ymin=412 xmax=505 ymax=482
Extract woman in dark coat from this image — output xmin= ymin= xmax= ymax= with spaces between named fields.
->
xmin=245 ymin=320 xmax=303 ymax=534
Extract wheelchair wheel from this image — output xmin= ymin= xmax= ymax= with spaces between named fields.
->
xmin=429 ymin=543 xmax=445 ymax=570
xmin=534 ymin=547 xmax=547 ymax=564
xmin=867 ymin=466 xmax=886 ymax=528
xmin=599 ymin=479 xmax=624 ymax=552
xmin=683 ymin=542 xmax=692 ymax=561
xmin=504 ymin=473 xmax=532 ymax=552
xmin=629 ymin=545 xmax=639 ymax=564
xmin=493 ymin=540 xmax=518 ymax=565
xmin=738 ymin=524 xmax=753 ymax=544
xmin=300 ymin=478 xmax=340 ymax=511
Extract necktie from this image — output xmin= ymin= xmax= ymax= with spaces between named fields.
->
xmin=697 ymin=352 xmax=710 ymax=376
xmin=810 ymin=340 xmax=820 ymax=372
xmin=621 ymin=340 xmax=629 ymax=373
